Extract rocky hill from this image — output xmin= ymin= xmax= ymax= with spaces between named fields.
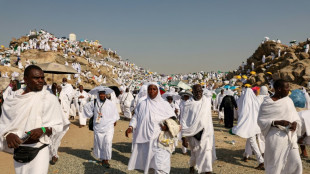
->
xmin=0 ymin=33 xmax=126 ymax=89
xmin=227 ymin=39 xmax=310 ymax=89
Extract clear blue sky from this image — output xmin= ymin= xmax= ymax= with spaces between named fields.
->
xmin=1 ymin=0 xmax=310 ymax=74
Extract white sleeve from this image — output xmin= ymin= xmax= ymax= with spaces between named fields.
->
xmin=83 ymin=101 xmax=95 ymax=118
xmin=129 ymin=114 xmax=137 ymax=129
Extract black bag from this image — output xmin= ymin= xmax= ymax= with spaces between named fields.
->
xmin=13 ymin=144 xmax=48 ymax=163
xmin=88 ymin=99 xmax=97 ymax=131
xmin=193 ymin=129 xmax=204 ymax=141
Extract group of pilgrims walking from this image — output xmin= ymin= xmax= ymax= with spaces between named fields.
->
xmin=0 ymin=65 xmax=309 ymax=174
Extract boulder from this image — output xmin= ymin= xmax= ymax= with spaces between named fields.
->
xmin=293 ymin=63 xmax=305 ymax=77
xmin=280 ymin=71 xmax=295 ymax=81
xmin=256 ymin=73 xmax=266 ymax=84
xmin=300 ymin=52 xmax=310 ymax=60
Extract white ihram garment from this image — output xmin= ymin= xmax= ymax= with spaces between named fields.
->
xmin=298 ymin=110 xmax=310 ymax=145
xmin=77 ymin=90 xmax=89 ymax=125
xmin=180 ymin=96 xmax=216 ymax=173
xmin=258 ymin=96 xmax=302 ymax=174
xmin=84 ymin=99 xmax=119 ymax=160
xmin=49 ymin=106 xmax=70 ymax=158
xmin=121 ymin=92 xmax=134 ymax=119
xmin=0 ymin=88 xmax=63 ymax=174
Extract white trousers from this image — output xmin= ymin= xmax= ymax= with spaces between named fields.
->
xmin=14 ymin=144 xmax=49 ymax=174
xmin=243 ymin=136 xmax=264 ymax=164
xmin=94 ymin=129 xmax=114 ymax=160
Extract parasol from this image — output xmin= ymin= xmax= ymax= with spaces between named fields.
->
xmin=168 ymin=81 xmax=191 ymax=90
xmin=89 ymin=86 xmax=114 ymax=95
xmin=37 ymin=62 xmax=77 ymax=74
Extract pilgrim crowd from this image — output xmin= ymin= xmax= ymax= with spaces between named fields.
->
xmin=0 ymin=32 xmax=309 ymax=174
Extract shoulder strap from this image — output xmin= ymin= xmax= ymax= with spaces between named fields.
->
xmin=39 ymin=144 xmax=48 ymax=150
xmin=93 ymin=99 xmax=97 ymax=113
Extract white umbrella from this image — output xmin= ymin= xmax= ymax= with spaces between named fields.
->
xmin=89 ymin=86 xmax=114 ymax=95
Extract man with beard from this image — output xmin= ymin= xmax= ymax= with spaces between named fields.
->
xmin=181 ymin=84 xmax=216 ymax=174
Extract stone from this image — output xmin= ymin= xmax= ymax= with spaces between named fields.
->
xmin=256 ymin=73 xmax=266 ymax=83
xmin=280 ymin=71 xmax=295 ymax=81
xmin=300 ymin=52 xmax=310 ymax=60
xmin=293 ymin=63 xmax=305 ymax=77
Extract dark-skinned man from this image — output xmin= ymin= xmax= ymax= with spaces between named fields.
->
xmin=180 ymin=84 xmax=215 ymax=174
xmin=258 ymin=79 xmax=302 ymax=174
xmin=0 ymin=65 xmax=63 ymax=174
xmin=83 ymin=88 xmax=119 ymax=168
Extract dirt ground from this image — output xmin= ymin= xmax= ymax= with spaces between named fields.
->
xmin=1 ymin=113 xmax=310 ymax=174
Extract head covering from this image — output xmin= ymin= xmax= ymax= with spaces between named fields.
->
xmin=133 ymin=82 xmax=176 ymax=143
xmin=259 ymin=86 xmax=269 ymax=96
xmin=232 ymin=88 xmax=261 ymax=138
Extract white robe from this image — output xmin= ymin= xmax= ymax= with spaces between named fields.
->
xmin=258 ymin=96 xmax=302 ymax=174
xmin=59 ymin=84 xmax=74 ymax=119
xmin=84 ymin=99 xmax=119 ymax=160
xmin=128 ymin=84 xmax=175 ymax=174
xmin=180 ymin=96 xmax=216 ymax=173
xmin=49 ymin=105 xmax=70 ymax=158
xmin=298 ymin=110 xmax=310 ymax=145
xmin=0 ymin=87 xmax=63 ymax=174
xmin=232 ymin=88 xmax=261 ymax=138
xmin=120 ymin=92 xmax=134 ymax=119
xmin=76 ymin=90 xmax=89 ymax=125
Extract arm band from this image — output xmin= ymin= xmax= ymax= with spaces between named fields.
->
xmin=41 ymin=127 xmax=46 ymax=134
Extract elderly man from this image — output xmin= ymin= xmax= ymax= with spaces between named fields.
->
xmin=76 ymin=85 xmax=89 ymax=128
xmin=181 ymin=84 xmax=216 ymax=174
xmin=83 ymin=89 xmax=119 ymax=168
xmin=0 ymin=65 xmax=63 ymax=174
xmin=258 ymin=80 xmax=302 ymax=174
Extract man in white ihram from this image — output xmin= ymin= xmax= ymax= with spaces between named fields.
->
xmin=0 ymin=65 xmax=63 ymax=174
xmin=258 ymin=79 xmax=302 ymax=174
xmin=181 ymin=84 xmax=216 ymax=174
xmin=83 ymin=88 xmax=120 ymax=168
xmin=76 ymin=85 xmax=89 ymax=128
xmin=59 ymin=78 xmax=75 ymax=120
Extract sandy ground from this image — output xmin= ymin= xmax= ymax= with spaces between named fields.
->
xmin=1 ymin=113 xmax=310 ymax=174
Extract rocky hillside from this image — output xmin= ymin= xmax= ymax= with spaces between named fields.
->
xmin=228 ymin=40 xmax=310 ymax=89
xmin=0 ymin=34 xmax=124 ymax=89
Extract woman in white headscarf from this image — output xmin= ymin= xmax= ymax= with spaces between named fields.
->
xmin=126 ymin=82 xmax=176 ymax=174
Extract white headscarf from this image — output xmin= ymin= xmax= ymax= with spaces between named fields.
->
xmin=232 ymin=88 xmax=261 ymax=138
xmin=133 ymin=82 xmax=176 ymax=143
xmin=259 ymin=86 xmax=269 ymax=95
xmin=257 ymin=86 xmax=269 ymax=104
